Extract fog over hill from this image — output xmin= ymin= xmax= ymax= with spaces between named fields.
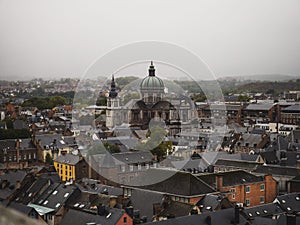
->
xmin=218 ymin=74 xmax=300 ymax=82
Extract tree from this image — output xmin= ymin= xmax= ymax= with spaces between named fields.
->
xmin=238 ymin=94 xmax=250 ymax=102
xmin=96 ymin=96 xmax=107 ymax=106
xmin=87 ymin=142 xmax=120 ymax=156
xmin=103 ymin=142 xmax=120 ymax=154
xmin=136 ymin=126 xmax=172 ymax=161
xmin=49 ymin=96 xmax=67 ymax=107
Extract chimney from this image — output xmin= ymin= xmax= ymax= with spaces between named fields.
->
xmin=205 ymin=215 xmax=212 ymax=225
xmin=233 ymin=204 xmax=240 ymax=225
xmin=109 ymin=196 xmax=117 ymax=208
xmin=140 ymin=216 xmax=147 ymax=223
xmin=216 ymin=175 xmax=223 ymax=191
xmin=125 ymin=206 xmax=134 ymax=219
xmin=97 ymin=204 xmax=107 ymax=216
xmin=287 ymin=215 xmax=296 ymax=225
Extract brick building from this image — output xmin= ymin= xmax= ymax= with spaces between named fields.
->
xmin=197 ymin=170 xmax=277 ymax=207
xmin=0 ymin=139 xmax=38 ymax=169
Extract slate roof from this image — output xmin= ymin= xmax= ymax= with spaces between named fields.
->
xmin=244 ymin=203 xmax=285 ymax=219
xmin=0 ymin=122 xmax=7 ymax=129
xmin=260 ymin=151 xmax=278 ymax=164
xmin=253 ymin=165 xmax=300 ymax=177
xmin=158 ymin=201 xmax=194 ymax=218
xmin=0 ymin=139 xmax=16 ymax=152
xmin=245 ymin=104 xmax=274 ymax=111
xmin=112 ymin=151 xmax=154 ymax=164
xmin=19 ymin=139 xmax=36 ymax=149
xmin=197 ymin=170 xmax=264 ymax=187
xmin=14 ymin=178 xmax=50 ymax=204
xmin=128 ymin=169 xmax=216 ymax=196
xmin=282 ymin=104 xmax=300 ymax=112
xmin=35 ymin=134 xmax=77 ymax=150
xmin=171 ymin=157 xmax=209 ymax=172
xmin=78 ymin=179 xmax=123 ymax=196
xmin=128 ymin=188 xmax=165 ymax=220
xmin=143 ymin=208 xmax=248 ymax=225
xmin=7 ymin=202 xmax=36 ymax=216
xmin=54 ymin=153 xmax=80 ymax=165
xmin=58 ymin=208 xmax=125 ymax=225
xmin=0 ymin=139 xmax=36 ymax=152
xmin=34 ymin=183 xmax=78 ymax=212
xmin=0 ymin=170 xmax=27 ymax=200
xmin=67 ymin=191 xmax=116 ymax=212
xmin=196 ymin=194 xmax=230 ymax=212
xmin=276 ymin=192 xmax=300 ymax=214
xmin=214 ymin=159 xmax=261 ymax=170
xmin=238 ymin=133 xmax=262 ymax=147
xmin=13 ymin=120 xmax=28 ymax=129
xmin=288 ymin=130 xmax=300 ymax=143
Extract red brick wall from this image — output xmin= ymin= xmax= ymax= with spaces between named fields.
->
xmin=116 ymin=213 xmax=133 ymax=225
xmin=220 ymin=181 xmax=271 ymax=207
xmin=189 ymin=196 xmax=203 ymax=205
xmin=264 ymin=175 xmax=277 ymax=203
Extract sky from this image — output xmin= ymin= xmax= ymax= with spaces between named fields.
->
xmin=0 ymin=0 xmax=300 ymax=81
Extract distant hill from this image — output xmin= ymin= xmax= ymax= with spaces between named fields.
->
xmin=218 ymin=74 xmax=299 ymax=82
xmin=229 ymin=80 xmax=300 ymax=95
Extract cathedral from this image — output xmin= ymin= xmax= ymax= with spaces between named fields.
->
xmin=105 ymin=62 xmax=196 ymax=137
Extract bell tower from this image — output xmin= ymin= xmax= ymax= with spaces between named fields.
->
xmin=106 ymin=75 xmax=121 ymax=129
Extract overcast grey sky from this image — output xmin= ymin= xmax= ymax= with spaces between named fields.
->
xmin=0 ymin=0 xmax=300 ymax=81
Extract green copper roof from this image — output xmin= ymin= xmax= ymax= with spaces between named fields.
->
xmin=140 ymin=62 xmax=165 ymax=90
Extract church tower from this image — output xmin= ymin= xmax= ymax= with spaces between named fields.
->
xmin=140 ymin=61 xmax=165 ymax=106
xmin=106 ymin=75 xmax=121 ymax=129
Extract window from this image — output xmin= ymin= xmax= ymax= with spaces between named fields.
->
xmin=28 ymin=154 xmax=31 ymax=160
xmin=260 ymin=184 xmax=265 ymax=191
xmin=129 ymin=165 xmax=134 ymax=172
xmin=245 ymin=186 xmax=250 ymax=193
xmin=33 ymin=153 xmax=36 ymax=159
xmin=230 ymin=188 xmax=235 ymax=193
xmin=246 ymin=199 xmax=250 ymax=206
xmin=69 ymin=171 xmax=72 ymax=176
xmin=124 ymin=188 xmax=132 ymax=197
xmin=232 ymin=194 xmax=235 ymax=199
xmin=138 ymin=164 xmax=141 ymax=171
xmin=3 ymin=156 xmax=6 ymax=162
xmin=123 ymin=217 xmax=127 ymax=224
xmin=64 ymin=193 xmax=69 ymax=198
xmin=121 ymin=165 xmax=126 ymax=172
xmin=260 ymin=196 xmax=265 ymax=204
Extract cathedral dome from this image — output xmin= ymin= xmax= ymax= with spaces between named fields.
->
xmin=140 ymin=62 xmax=164 ymax=91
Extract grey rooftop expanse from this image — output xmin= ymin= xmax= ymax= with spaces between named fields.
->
xmin=54 ymin=153 xmax=80 ymax=165
xmin=245 ymin=104 xmax=274 ymax=111
xmin=58 ymin=208 xmax=125 ymax=225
